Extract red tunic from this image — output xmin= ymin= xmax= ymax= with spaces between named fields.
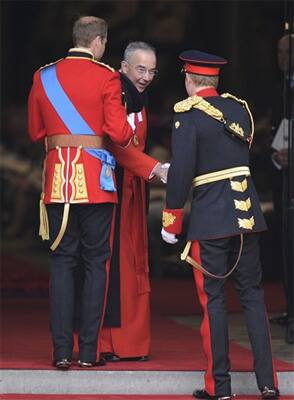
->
xmin=28 ymin=49 xmax=133 ymax=204
xmin=101 ymin=109 xmax=158 ymax=357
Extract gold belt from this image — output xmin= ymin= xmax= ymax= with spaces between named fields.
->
xmin=46 ymin=134 xmax=104 ymax=151
xmin=192 ymin=166 xmax=250 ymax=188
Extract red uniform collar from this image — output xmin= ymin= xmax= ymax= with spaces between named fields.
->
xmin=195 ymin=87 xmax=219 ymax=97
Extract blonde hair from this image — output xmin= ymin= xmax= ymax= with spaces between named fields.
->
xmin=72 ymin=16 xmax=107 ymax=47
xmin=187 ymin=72 xmax=219 ymax=88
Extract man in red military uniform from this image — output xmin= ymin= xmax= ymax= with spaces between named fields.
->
xmin=161 ymin=50 xmax=279 ymax=399
xmin=100 ymin=42 xmax=167 ymax=360
xmin=28 ymin=16 xmax=133 ymax=370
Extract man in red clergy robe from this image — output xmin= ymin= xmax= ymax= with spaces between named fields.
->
xmin=100 ymin=42 xmax=167 ymax=360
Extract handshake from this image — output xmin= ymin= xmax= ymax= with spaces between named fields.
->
xmin=151 ymin=162 xmax=179 ymax=245
xmin=151 ymin=162 xmax=170 ymax=183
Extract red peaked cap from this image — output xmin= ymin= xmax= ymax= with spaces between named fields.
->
xmin=180 ymin=50 xmax=227 ymax=76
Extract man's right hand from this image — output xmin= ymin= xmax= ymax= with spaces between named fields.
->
xmin=151 ymin=162 xmax=170 ymax=183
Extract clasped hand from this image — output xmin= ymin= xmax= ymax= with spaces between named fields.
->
xmin=161 ymin=228 xmax=178 ymax=244
xmin=152 ymin=162 xmax=170 ymax=183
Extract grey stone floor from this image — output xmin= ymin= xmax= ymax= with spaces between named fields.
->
xmin=170 ymin=314 xmax=294 ymax=364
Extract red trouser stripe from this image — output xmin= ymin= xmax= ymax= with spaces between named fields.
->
xmin=192 ymin=241 xmax=215 ymax=396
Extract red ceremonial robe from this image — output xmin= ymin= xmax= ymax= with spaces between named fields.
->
xmin=101 ymin=109 xmax=158 ymax=357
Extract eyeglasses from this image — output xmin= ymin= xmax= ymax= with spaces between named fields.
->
xmin=126 ymin=62 xmax=158 ymax=77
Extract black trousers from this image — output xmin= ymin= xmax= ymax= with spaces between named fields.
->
xmin=47 ymin=203 xmax=114 ymax=362
xmin=191 ymin=233 xmax=278 ymax=396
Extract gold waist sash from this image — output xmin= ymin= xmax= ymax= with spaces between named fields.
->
xmin=192 ymin=166 xmax=250 ymax=188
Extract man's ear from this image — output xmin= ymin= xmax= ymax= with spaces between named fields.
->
xmin=96 ymin=36 xmax=103 ymax=45
xmin=121 ymin=60 xmax=128 ymax=74
xmin=185 ymin=73 xmax=192 ymax=85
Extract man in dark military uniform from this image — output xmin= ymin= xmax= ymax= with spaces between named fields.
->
xmin=161 ymin=50 xmax=279 ymax=400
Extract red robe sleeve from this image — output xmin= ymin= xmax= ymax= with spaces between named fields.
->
xmin=108 ymin=141 xmax=158 ymax=181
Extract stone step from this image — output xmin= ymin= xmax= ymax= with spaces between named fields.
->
xmin=1 ymin=370 xmax=293 ymax=395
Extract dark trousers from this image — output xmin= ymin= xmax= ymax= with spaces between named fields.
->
xmin=192 ymin=233 xmax=278 ymax=396
xmin=47 ymin=203 xmax=114 ymax=362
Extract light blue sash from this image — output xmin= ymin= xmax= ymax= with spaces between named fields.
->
xmin=40 ymin=64 xmax=116 ymax=191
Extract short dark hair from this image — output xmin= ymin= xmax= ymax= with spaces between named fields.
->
xmin=72 ymin=16 xmax=107 ymax=47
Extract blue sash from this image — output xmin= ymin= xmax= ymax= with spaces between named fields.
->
xmin=40 ymin=64 xmax=116 ymax=192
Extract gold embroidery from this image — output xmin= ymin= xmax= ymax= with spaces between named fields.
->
xmin=71 ymin=163 xmax=88 ymax=202
xmin=221 ymin=92 xmax=255 ymax=145
xmin=174 ymin=95 xmax=224 ymax=122
xmin=162 ymin=211 xmax=176 ymax=228
xmin=175 ymin=121 xmax=180 ymax=129
xmin=229 ymin=122 xmax=244 ymax=137
xmin=193 ymin=98 xmax=224 ymax=121
xmin=230 ymin=178 xmax=248 ymax=192
xmin=234 ymin=198 xmax=252 ymax=211
xmin=51 ymin=163 xmax=64 ymax=201
xmin=174 ymin=95 xmax=202 ymax=113
xmin=238 ymin=216 xmax=255 ymax=230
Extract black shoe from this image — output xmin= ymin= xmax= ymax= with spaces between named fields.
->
xmin=100 ymin=352 xmax=121 ymax=362
xmin=192 ymin=389 xmax=232 ymax=400
xmin=78 ymin=358 xmax=106 ymax=367
xmin=53 ymin=358 xmax=72 ymax=370
xmin=120 ymin=355 xmax=149 ymax=362
xmin=260 ymin=387 xmax=280 ymax=399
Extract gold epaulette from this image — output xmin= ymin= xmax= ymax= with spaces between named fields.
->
xmin=91 ymin=60 xmax=115 ymax=72
xmin=174 ymin=95 xmax=203 ymax=113
xmin=174 ymin=95 xmax=224 ymax=121
xmin=221 ymin=92 xmax=254 ymax=144
xmin=39 ymin=58 xmax=63 ymax=71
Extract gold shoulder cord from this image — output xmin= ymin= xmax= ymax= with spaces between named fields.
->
xmin=193 ymin=97 xmax=224 ymax=121
xmin=174 ymin=95 xmax=202 ymax=112
xmin=180 ymin=234 xmax=244 ymax=279
xmin=39 ymin=58 xmax=63 ymax=71
xmin=50 ymin=203 xmax=70 ymax=251
xmin=39 ymin=155 xmax=49 ymax=241
xmin=221 ymin=93 xmax=255 ymax=147
xmin=91 ymin=60 xmax=115 ymax=72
